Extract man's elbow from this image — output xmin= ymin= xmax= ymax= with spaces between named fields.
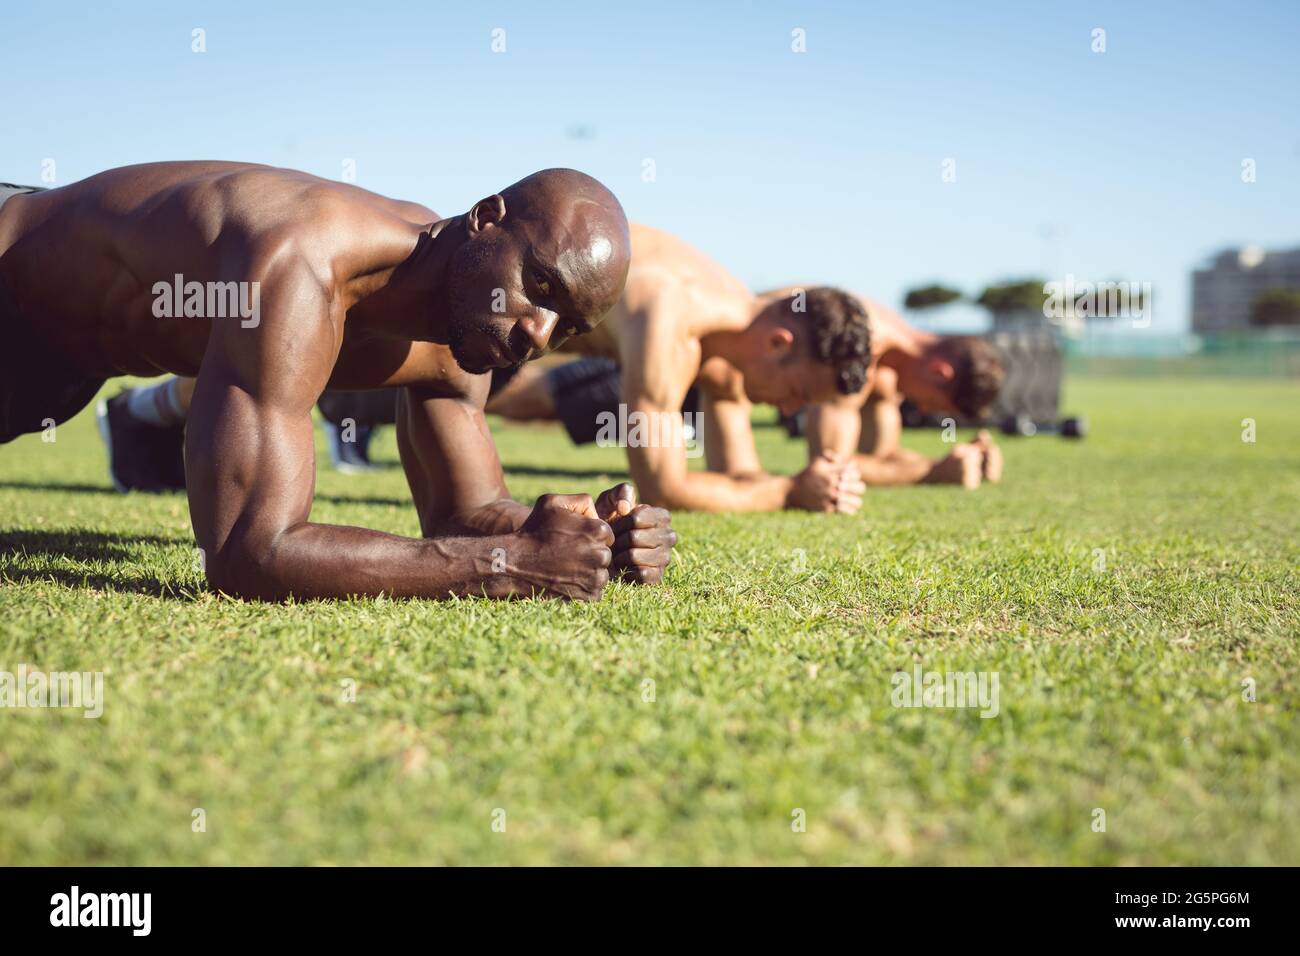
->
xmin=203 ymin=534 xmax=290 ymax=601
xmin=636 ymin=476 xmax=686 ymax=511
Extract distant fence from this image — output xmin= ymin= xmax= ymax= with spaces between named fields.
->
xmin=1064 ymin=329 xmax=1300 ymax=378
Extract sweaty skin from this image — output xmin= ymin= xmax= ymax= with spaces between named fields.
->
xmin=783 ymin=293 xmax=1002 ymax=489
xmin=490 ymin=223 xmax=865 ymax=513
xmin=0 ymin=161 xmax=675 ymax=600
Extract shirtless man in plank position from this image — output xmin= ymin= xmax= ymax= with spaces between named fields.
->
xmin=488 ymin=223 xmax=873 ymax=513
xmin=82 ymin=224 xmax=873 ymax=513
xmin=775 ymin=290 xmax=1006 ymax=489
xmin=0 ymin=163 xmax=675 ymax=601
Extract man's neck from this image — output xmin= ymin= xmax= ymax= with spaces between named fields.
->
xmin=699 ymin=294 xmax=768 ymax=366
xmin=353 ymin=214 xmax=465 ymax=341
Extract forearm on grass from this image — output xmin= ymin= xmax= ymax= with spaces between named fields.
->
xmin=853 ymin=448 xmax=937 ymax=486
xmin=207 ymin=519 xmax=526 ymax=602
xmin=642 ymin=469 xmax=794 ymax=513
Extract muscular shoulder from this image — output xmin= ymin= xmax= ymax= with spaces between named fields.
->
xmin=189 ymin=171 xmax=429 ymax=294
xmin=628 ymin=224 xmax=749 ymax=301
xmin=227 ymin=171 xmax=417 ymax=239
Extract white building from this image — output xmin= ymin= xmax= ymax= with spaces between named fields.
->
xmin=1191 ymin=246 xmax=1300 ymax=332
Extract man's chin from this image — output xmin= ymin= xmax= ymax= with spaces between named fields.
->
xmin=449 ymin=341 xmax=493 ymax=376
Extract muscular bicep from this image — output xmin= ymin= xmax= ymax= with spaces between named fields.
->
xmin=618 ymin=305 xmax=695 ymax=502
xmin=621 ymin=367 xmax=691 ymax=502
xmin=621 ymin=297 xmax=712 ymax=502
xmin=806 ymin=390 xmax=867 ymax=461
xmin=860 ymin=394 xmax=902 ymax=455
xmin=701 ymin=392 xmax=763 ymax=476
xmin=185 ymin=258 xmax=339 ymax=578
xmin=622 ymin=400 xmax=691 ymax=504
xmin=396 ymin=372 xmax=511 ymax=535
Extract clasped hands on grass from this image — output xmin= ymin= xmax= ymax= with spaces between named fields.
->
xmin=507 ymin=482 xmax=676 ymax=601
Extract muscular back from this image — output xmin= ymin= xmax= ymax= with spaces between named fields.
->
xmin=0 ymin=161 xmax=432 ymax=381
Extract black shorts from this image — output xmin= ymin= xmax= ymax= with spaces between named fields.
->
xmin=0 ymin=184 xmax=107 ymax=445
xmin=543 ymin=358 xmax=623 ymax=445
xmin=498 ymin=357 xmax=700 ymax=446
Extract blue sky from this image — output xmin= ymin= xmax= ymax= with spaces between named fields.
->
xmin=4 ymin=0 xmax=1297 ymax=331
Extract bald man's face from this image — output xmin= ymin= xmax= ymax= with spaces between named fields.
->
xmin=445 ymin=196 xmax=629 ymax=375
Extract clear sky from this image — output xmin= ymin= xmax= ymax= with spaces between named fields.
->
xmin=4 ymin=0 xmax=1298 ymax=332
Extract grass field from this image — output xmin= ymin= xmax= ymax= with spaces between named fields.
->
xmin=1 ymin=376 xmax=1297 ymax=865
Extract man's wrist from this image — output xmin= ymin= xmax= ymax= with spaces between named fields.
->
xmin=779 ymin=474 xmax=804 ymax=509
xmin=423 ymin=532 xmax=520 ymax=598
xmin=449 ymin=498 xmax=530 ymax=536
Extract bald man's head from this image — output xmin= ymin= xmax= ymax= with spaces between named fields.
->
xmin=442 ymin=168 xmax=630 ymax=375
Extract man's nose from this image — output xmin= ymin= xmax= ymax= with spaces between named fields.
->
xmin=517 ymin=310 xmax=559 ymax=354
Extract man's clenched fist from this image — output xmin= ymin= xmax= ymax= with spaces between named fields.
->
xmin=512 ymin=493 xmax=615 ymax=601
xmin=595 ymin=482 xmax=676 ymax=584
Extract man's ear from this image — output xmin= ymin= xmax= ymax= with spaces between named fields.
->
xmin=768 ymin=327 xmax=796 ymax=356
xmin=467 ymin=194 xmax=506 ymax=235
xmin=926 ymin=356 xmax=955 ymax=382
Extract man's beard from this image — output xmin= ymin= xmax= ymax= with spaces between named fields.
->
xmin=449 ymin=316 xmax=520 ymax=376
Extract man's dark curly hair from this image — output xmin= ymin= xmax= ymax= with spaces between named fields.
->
xmin=777 ymin=286 xmax=872 ymax=395
xmin=931 ymin=335 xmax=1005 ymax=420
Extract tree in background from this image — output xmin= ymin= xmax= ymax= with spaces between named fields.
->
xmin=975 ymin=279 xmax=1049 ymax=325
xmin=902 ymin=278 xmax=1149 ymax=326
xmin=1250 ymin=288 xmax=1300 ymax=327
xmin=903 ymin=284 xmax=963 ymax=310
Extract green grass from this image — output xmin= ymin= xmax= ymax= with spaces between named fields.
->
xmin=1 ymin=375 xmax=1297 ymax=865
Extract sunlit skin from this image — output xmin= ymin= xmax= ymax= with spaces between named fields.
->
xmin=488 ymin=223 xmax=867 ymax=513
xmin=0 ymin=161 xmax=675 ymax=600
xmin=788 ymin=292 xmax=1003 ymax=488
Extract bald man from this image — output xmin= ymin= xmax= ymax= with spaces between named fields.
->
xmin=0 ymin=162 xmax=674 ymax=601
xmin=488 ymin=223 xmax=873 ymax=512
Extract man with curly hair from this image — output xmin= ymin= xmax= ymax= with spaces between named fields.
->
xmin=796 ymin=292 xmax=1006 ymax=489
xmin=488 ymin=223 xmax=871 ymax=513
